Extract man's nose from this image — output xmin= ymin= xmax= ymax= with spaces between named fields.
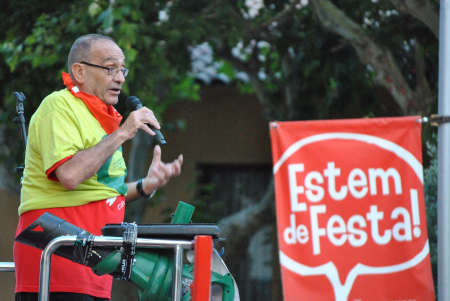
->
xmin=113 ymin=70 xmax=126 ymax=83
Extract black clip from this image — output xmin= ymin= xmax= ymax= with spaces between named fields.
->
xmin=418 ymin=115 xmax=450 ymax=127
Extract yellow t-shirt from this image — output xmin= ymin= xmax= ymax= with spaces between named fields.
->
xmin=19 ymin=88 xmax=127 ymax=215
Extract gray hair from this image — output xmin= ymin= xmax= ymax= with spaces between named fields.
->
xmin=68 ymin=34 xmax=116 ymax=80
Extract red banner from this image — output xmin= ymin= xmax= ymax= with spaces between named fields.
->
xmin=270 ymin=117 xmax=435 ymax=301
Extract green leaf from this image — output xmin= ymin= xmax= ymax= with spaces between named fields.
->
xmin=303 ymin=60 xmax=320 ymax=78
xmin=24 ymin=35 xmax=37 ymax=45
xmin=88 ymin=2 xmax=102 ymax=18
xmin=329 ymin=77 xmax=337 ymax=90
xmin=217 ymin=60 xmax=235 ymax=78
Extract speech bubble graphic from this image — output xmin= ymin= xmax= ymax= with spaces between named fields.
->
xmin=279 ymin=241 xmax=429 ymax=301
xmin=273 ymin=132 xmax=430 ymax=300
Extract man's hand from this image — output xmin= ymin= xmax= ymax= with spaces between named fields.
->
xmin=118 ymin=107 xmax=161 ymax=141
xmin=141 ymin=145 xmax=183 ymax=195
xmin=125 ymin=145 xmax=183 ymax=202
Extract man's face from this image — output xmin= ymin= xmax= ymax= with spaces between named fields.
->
xmin=82 ymin=40 xmax=126 ymax=106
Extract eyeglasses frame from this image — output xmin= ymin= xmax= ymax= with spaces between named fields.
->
xmin=79 ymin=61 xmax=129 ymax=77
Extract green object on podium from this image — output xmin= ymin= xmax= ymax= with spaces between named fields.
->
xmin=91 ymin=201 xmax=235 ymax=301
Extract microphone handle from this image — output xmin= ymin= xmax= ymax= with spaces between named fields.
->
xmin=129 ymin=100 xmax=166 ymax=145
xmin=147 ymin=124 xmax=166 ymax=145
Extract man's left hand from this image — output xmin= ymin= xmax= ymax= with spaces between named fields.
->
xmin=142 ymin=145 xmax=183 ymax=195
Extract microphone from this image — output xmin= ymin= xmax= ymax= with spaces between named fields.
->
xmin=125 ymin=96 xmax=167 ymax=145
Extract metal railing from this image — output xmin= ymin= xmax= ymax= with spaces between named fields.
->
xmin=0 ymin=262 xmax=14 ymax=272
xmin=1 ymin=235 xmax=214 ymax=301
xmin=38 ymin=235 xmax=194 ymax=301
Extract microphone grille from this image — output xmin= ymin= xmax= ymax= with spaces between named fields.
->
xmin=125 ymin=96 xmax=142 ymax=111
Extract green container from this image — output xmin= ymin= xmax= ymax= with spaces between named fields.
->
xmin=91 ymin=201 xmax=235 ymax=301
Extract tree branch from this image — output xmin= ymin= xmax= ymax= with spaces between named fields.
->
xmin=201 ymin=0 xmax=227 ymax=15
xmin=311 ymin=0 xmax=433 ymax=115
xmin=218 ymin=178 xmax=275 ymax=269
xmin=251 ymin=0 xmax=301 ymax=36
xmin=388 ymin=0 xmax=439 ymax=39
xmin=412 ymin=38 xmax=433 ymax=114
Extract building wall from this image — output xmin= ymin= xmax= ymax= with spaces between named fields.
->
xmin=0 ymin=190 xmax=20 ymax=299
xmin=142 ymin=84 xmax=272 ymax=223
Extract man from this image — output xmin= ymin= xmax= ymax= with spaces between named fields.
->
xmin=14 ymin=34 xmax=183 ymax=301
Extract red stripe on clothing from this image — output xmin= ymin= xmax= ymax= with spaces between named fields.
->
xmin=46 ymin=155 xmax=73 ymax=182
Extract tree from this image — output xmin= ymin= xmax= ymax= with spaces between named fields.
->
xmin=155 ymin=0 xmax=439 ymax=280
xmin=310 ymin=0 xmax=438 ymax=115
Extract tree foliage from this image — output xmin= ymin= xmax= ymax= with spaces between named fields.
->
xmin=1 ymin=0 xmax=439 ymax=187
xmin=157 ymin=0 xmax=438 ymax=120
xmin=0 ymin=0 xmax=200 ymax=194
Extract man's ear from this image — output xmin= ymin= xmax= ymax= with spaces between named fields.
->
xmin=71 ymin=63 xmax=85 ymax=85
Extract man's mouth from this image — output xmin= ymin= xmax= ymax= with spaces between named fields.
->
xmin=109 ymin=88 xmax=121 ymax=94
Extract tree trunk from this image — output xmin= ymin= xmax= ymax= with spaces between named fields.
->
xmin=389 ymin=0 xmax=439 ymax=39
xmin=218 ymin=179 xmax=276 ymax=273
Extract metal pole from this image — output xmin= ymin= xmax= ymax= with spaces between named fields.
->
xmin=172 ymin=245 xmax=184 ymax=301
xmin=38 ymin=236 xmax=79 ymax=301
xmin=0 ymin=262 xmax=15 ymax=272
xmin=438 ymin=1 xmax=450 ymax=300
xmin=38 ymin=236 xmax=193 ymax=301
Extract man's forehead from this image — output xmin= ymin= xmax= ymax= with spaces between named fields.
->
xmin=91 ymin=39 xmax=125 ymax=63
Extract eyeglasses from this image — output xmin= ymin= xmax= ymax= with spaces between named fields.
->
xmin=80 ymin=61 xmax=129 ymax=77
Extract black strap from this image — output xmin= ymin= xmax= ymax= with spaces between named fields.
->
xmin=72 ymin=229 xmax=96 ymax=266
xmin=136 ymin=178 xmax=149 ymax=198
xmin=116 ymin=222 xmax=138 ymax=281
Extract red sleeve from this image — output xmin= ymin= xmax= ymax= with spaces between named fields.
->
xmin=45 ymin=155 xmax=73 ymax=182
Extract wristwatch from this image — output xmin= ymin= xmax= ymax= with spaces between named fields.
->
xmin=136 ymin=178 xmax=156 ymax=200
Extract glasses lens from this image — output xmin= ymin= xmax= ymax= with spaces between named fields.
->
xmin=108 ymin=68 xmax=128 ymax=77
xmin=107 ymin=67 xmax=116 ymax=76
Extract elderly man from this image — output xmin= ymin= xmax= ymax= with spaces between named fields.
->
xmin=14 ymin=34 xmax=183 ymax=301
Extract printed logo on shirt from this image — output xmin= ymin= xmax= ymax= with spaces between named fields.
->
xmin=106 ymin=197 xmax=117 ymax=206
xmin=113 ymin=157 xmax=125 ymax=169
xmin=118 ymin=200 xmax=125 ymax=210
xmin=97 ymin=136 xmax=127 ymax=195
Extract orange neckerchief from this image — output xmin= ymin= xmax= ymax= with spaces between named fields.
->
xmin=62 ymin=72 xmax=122 ymax=135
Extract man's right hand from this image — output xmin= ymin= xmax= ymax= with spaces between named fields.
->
xmin=118 ymin=107 xmax=161 ymax=141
